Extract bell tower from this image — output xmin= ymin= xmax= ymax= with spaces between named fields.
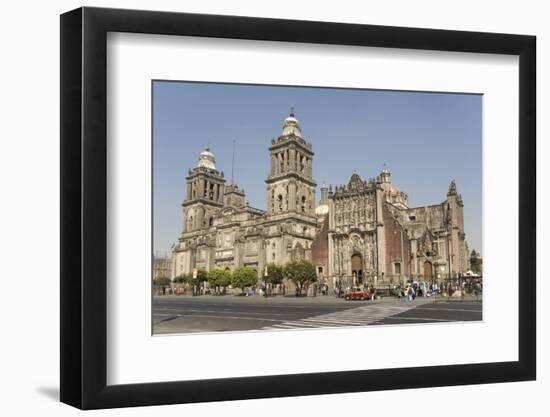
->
xmin=266 ymin=109 xmax=316 ymax=216
xmin=182 ymin=148 xmax=225 ymax=232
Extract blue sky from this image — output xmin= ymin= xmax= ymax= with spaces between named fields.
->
xmin=153 ymin=81 xmax=482 ymax=256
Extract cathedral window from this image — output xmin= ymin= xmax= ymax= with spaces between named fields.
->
xmin=301 ymin=196 xmax=306 ymax=212
xmin=394 ymin=262 xmax=402 ymax=274
xmin=278 ymin=194 xmax=283 ymax=211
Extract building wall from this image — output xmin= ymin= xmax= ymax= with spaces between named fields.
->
xmin=153 ymin=256 xmax=173 ymax=280
xmin=171 ymin=118 xmax=470 ymax=291
xmin=382 ymin=203 xmax=411 ymax=284
xmin=311 ymin=213 xmax=329 ymax=281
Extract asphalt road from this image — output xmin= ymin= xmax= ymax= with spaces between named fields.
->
xmin=153 ymin=295 xmax=361 ymax=333
xmin=372 ymin=302 xmax=482 ymax=325
xmin=153 ymin=295 xmax=482 ymax=334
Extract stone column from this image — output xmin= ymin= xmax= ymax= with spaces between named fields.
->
xmin=411 ymin=239 xmax=417 ymax=279
xmin=267 ymin=186 xmax=272 ymax=214
xmin=290 ymin=148 xmax=296 ymax=172
xmin=289 ymin=181 xmax=297 ymax=211
xmin=375 ymin=187 xmax=386 ymax=282
xmin=199 ymin=178 xmax=205 ymax=198
xmin=327 ymin=232 xmax=333 ymax=282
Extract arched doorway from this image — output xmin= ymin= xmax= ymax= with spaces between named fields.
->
xmin=423 ymin=261 xmax=433 ymax=282
xmin=351 ymin=254 xmax=363 ymax=284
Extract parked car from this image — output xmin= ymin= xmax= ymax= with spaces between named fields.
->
xmin=344 ymin=287 xmax=371 ymax=301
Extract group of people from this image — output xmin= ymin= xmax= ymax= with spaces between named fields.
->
xmin=392 ymin=282 xmax=426 ymax=301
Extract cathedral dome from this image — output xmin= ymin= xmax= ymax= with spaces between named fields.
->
xmin=282 ymin=109 xmax=302 ymax=138
xmin=197 ymin=148 xmax=216 ymax=170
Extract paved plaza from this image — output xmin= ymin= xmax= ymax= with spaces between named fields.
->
xmin=153 ymin=295 xmax=482 ymax=334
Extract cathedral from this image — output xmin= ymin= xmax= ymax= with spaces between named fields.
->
xmin=171 ymin=111 xmax=469 ymax=290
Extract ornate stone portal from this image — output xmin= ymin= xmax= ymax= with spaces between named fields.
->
xmin=171 ymin=111 xmax=470 ymax=290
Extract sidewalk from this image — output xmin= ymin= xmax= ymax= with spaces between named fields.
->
xmin=153 ymin=293 xmax=460 ymax=306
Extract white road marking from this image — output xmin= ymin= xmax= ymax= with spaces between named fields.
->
xmin=261 ymin=300 xmax=433 ymax=330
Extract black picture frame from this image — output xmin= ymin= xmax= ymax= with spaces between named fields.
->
xmin=60 ymin=6 xmax=536 ymax=410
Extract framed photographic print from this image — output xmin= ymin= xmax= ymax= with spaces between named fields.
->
xmin=60 ymin=6 xmax=536 ymax=410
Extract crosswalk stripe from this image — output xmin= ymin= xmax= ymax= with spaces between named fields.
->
xmin=261 ymin=300 xmax=432 ymax=330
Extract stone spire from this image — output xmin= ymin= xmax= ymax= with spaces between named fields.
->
xmin=447 ymin=179 xmax=458 ymax=196
xmin=380 ymin=164 xmax=391 ymax=183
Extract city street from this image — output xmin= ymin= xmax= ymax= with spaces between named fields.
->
xmin=153 ymin=295 xmax=482 ymax=334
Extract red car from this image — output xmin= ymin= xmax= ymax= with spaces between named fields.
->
xmin=344 ymin=288 xmax=371 ymax=301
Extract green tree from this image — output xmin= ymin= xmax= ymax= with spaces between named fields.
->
xmin=207 ymin=268 xmax=232 ymax=294
xmin=189 ymin=268 xmax=208 ymax=295
xmin=154 ymin=276 xmax=171 ymax=286
xmin=196 ymin=268 xmax=208 ymax=283
xmin=231 ymin=267 xmax=258 ymax=294
xmin=470 ymin=250 xmax=483 ymax=275
xmin=265 ymin=263 xmax=284 ymax=286
xmin=284 ymin=260 xmax=317 ymax=296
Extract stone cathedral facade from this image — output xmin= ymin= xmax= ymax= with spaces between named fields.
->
xmin=171 ymin=111 xmax=470 ymax=289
